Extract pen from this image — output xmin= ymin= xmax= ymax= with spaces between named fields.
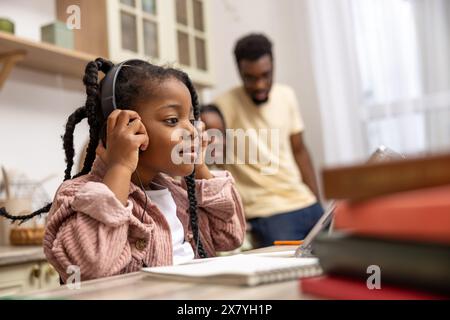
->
xmin=273 ymin=240 xmax=304 ymax=245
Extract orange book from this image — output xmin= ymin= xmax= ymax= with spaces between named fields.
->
xmin=334 ymin=184 xmax=450 ymax=244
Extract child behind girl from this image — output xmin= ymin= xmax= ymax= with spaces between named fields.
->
xmin=200 ymin=104 xmax=227 ymax=169
xmin=0 ymin=58 xmax=246 ymax=282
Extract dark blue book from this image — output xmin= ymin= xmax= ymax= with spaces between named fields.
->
xmin=313 ymin=232 xmax=450 ymax=294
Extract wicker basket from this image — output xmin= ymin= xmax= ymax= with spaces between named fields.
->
xmin=9 ymin=227 xmax=45 ymax=245
xmin=1 ymin=166 xmax=47 ymax=246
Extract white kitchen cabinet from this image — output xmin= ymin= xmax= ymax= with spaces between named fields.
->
xmin=106 ymin=0 xmax=214 ymax=87
xmin=0 ymin=247 xmax=60 ymax=297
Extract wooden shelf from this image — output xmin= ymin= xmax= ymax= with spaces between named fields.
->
xmin=0 ymin=31 xmax=209 ymax=90
xmin=0 ymin=31 xmax=99 ymax=79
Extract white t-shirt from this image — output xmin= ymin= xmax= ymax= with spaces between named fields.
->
xmin=145 ymin=186 xmax=195 ymax=265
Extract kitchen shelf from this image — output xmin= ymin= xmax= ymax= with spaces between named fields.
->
xmin=0 ymin=31 xmax=98 ymax=81
xmin=0 ymin=31 xmax=209 ymax=90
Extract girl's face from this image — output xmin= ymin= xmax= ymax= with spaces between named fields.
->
xmin=134 ymin=77 xmax=197 ymax=178
xmin=200 ymin=111 xmax=226 ymax=161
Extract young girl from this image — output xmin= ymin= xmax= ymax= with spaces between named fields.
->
xmin=0 ymin=58 xmax=246 ymax=282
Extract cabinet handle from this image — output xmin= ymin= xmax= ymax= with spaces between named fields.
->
xmin=45 ymin=265 xmax=57 ymax=281
xmin=31 ymin=265 xmax=41 ymax=278
xmin=30 ymin=264 xmax=41 ymax=285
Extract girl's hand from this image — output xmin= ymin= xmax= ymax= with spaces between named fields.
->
xmin=195 ymin=120 xmax=209 ymax=166
xmin=97 ymin=110 xmax=149 ymax=174
xmin=194 ymin=120 xmax=213 ymax=179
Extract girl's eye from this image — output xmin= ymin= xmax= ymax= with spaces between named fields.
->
xmin=189 ymin=119 xmax=196 ymax=125
xmin=165 ymin=118 xmax=179 ymax=125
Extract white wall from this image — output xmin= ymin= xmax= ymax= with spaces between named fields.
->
xmin=0 ymin=0 xmax=325 ymax=201
xmin=0 ymin=0 xmax=88 ymax=199
xmin=0 ymin=68 xmax=88 ymax=198
xmin=0 ymin=0 xmax=55 ymax=39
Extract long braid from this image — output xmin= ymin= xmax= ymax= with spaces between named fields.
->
xmin=0 ymin=203 xmax=53 ymax=225
xmin=63 ymin=106 xmax=87 ymax=180
xmin=181 ymin=73 xmax=208 ymax=258
xmin=74 ymin=58 xmax=112 ymax=178
xmin=0 ymin=59 xmax=112 ymax=223
xmin=1 ymin=105 xmax=88 ymax=223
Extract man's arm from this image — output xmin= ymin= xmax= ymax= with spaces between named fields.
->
xmin=290 ymin=132 xmax=320 ymax=201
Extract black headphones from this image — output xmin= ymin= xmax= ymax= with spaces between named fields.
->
xmin=99 ymin=59 xmax=144 ymax=146
xmin=100 ymin=59 xmax=144 ymax=120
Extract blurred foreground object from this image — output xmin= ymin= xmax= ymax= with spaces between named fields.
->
xmin=312 ymin=147 xmax=450 ymax=297
xmin=322 ymin=150 xmax=450 ymax=201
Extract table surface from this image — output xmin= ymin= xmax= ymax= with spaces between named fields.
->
xmin=17 ymin=246 xmax=320 ymax=300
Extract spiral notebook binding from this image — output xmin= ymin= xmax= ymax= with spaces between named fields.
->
xmin=250 ymin=265 xmax=323 ymax=286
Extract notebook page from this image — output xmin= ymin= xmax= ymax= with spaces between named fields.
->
xmin=142 ymin=255 xmax=319 ymax=277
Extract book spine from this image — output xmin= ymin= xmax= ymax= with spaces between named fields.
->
xmin=300 ymin=276 xmax=448 ymax=300
xmin=333 ymin=197 xmax=450 ymax=244
xmin=313 ymin=235 xmax=450 ymax=294
xmin=322 ymin=154 xmax=450 ymax=200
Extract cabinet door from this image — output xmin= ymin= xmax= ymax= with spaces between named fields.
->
xmin=0 ymin=263 xmax=41 ymax=297
xmin=173 ymin=0 xmax=214 ymax=85
xmin=107 ymin=0 xmax=161 ymax=61
xmin=106 ymin=0 xmax=214 ymax=87
xmin=39 ymin=262 xmax=60 ymax=290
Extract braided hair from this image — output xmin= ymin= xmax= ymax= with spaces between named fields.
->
xmin=0 ymin=58 xmax=207 ymax=258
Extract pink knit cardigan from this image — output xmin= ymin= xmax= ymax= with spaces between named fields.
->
xmin=43 ymin=157 xmax=246 ymax=282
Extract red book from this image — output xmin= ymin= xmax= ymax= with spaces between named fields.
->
xmin=334 ymin=185 xmax=450 ymax=244
xmin=300 ymin=276 xmax=448 ymax=300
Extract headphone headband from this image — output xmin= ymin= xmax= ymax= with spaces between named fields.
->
xmin=100 ymin=59 xmax=144 ymax=119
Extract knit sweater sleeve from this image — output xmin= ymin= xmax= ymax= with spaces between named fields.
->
xmin=43 ymin=180 xmax=147 ymax=282
xmin=181 ymin=170 xmax=246 ymax=251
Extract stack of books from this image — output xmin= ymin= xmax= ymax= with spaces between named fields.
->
xmin=301 ymin=153 xmax=450 ymax=299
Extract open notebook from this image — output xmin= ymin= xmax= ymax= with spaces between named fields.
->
xmin=142 ymin=252 xmax=322 ymax=286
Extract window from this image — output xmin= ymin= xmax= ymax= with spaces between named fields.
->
xmin=350 ymin=0 xmax=426 ymax=154
xmin=351 ymin=0 xmax=422 ymax=106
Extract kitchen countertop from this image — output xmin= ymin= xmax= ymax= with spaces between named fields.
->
xmin=0 ymin=245 xmax=46 ymax=267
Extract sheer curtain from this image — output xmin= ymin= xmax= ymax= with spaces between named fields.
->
xmin=307 ymin=0 xmax=450 ymax=165
xmin=306 ymin=0 xmax=366 ymax=165
xmin=413 ymin=0 xmax=450 ymax=151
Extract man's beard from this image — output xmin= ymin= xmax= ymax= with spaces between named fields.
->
xmin=251 ymin=95 xmax=269 ymax=106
